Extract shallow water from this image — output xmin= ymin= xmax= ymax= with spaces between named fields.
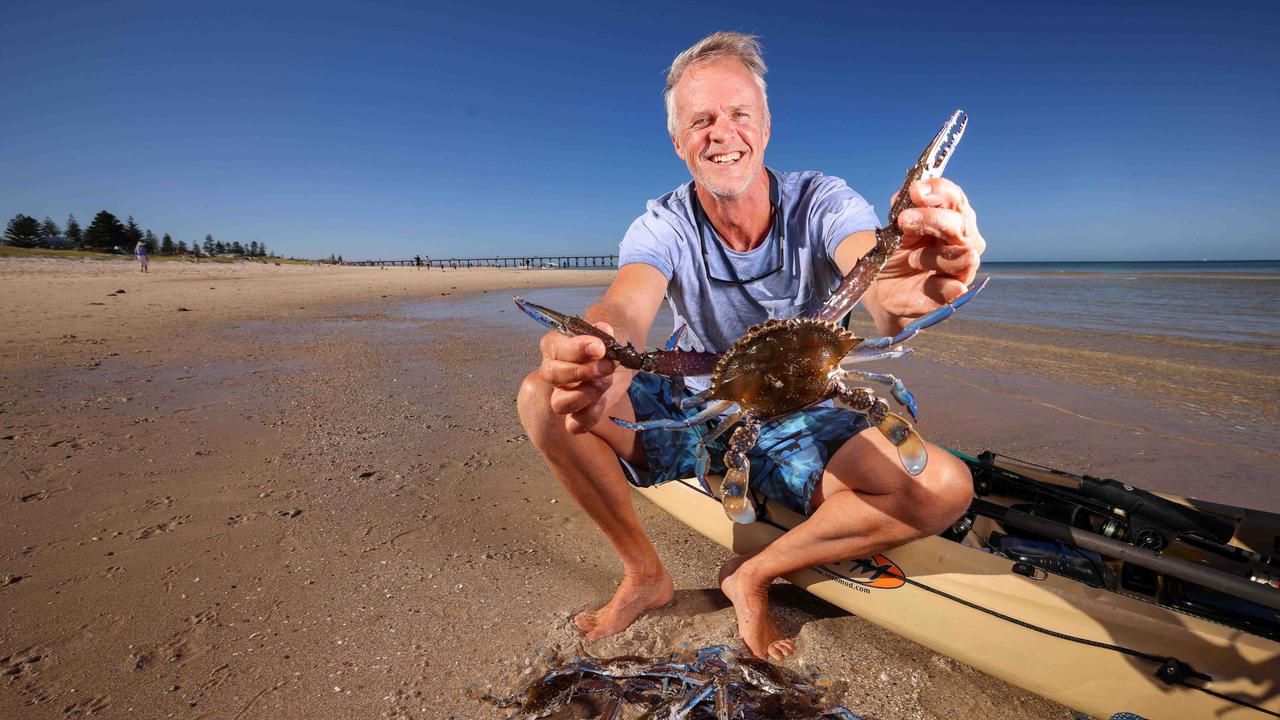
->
xmin=396 ymin=275 xmax=1279 ymax=461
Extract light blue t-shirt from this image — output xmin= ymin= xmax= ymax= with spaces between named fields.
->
xmin=619 ymin=168 xmax=879 ymax=366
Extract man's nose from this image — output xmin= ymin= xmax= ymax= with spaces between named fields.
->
xmin=707 ymin=115 xmax=734 ymax=143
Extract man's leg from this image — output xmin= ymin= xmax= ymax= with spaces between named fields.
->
xmin=719 ymin=427 xmax=972 ymax=659
xmin=516 ymin=371 xmax=674 ymax=639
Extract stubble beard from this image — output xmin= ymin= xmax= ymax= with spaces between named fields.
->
xmin=693 ymin=158 xmax=762 ymax=202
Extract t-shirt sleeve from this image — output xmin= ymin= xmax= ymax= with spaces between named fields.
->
xmin=618 ymin=203 xmax=681 ymax=280
xmin=810 ymin=176 xmax=880 ymax=259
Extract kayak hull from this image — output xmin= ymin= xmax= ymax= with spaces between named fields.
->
xmin=635 ymin=474 xmax=1280 ymax=719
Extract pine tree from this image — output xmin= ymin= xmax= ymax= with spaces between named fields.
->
xmin=144 ymin=229 xmax=159 ymax=254
xmin=203 ymin=235 xmax=215 ymax=256
xmin=248 ymin=241 xmax=259 ymax=257
xmin=65 ymin=214 xmax=82 ymax=248
xmin=40 ymin=217 xmax=62 ymax=240
xmin=4 ymin=214 xmax=43 ymax=248
xmin=83 ymin=211 xmax=126 ymax=249
xmin=160 ymin=233 xmax=175 ymax=255
xmin=259 ymin=242 xmax=268 ymax=257
xmin=230 ymin=241 xmax=244 ymax=256
xmin=176 ymin=240 xmax=188 ymax=254
xmin=123 ymin=216 xmax=144 ymax=247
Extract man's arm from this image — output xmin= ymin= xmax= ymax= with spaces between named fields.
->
xmin=832 ymin=177 xmax=985 ymax=337
xmin=537 ymin=263 xmax=669 ymax=433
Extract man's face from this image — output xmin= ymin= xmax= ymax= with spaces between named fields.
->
xmin=670 ymin=57 xmax=771 ymax=200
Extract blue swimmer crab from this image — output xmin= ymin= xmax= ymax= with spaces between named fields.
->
xmin=517 ymin=109 xmax=985 ymax=525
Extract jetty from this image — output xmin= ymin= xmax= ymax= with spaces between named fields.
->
xmin=348 ymin=255 xmax=618 ymax=269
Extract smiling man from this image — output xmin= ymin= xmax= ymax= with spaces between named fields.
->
xmin=518 ymin=32 xmax=986 ymax=660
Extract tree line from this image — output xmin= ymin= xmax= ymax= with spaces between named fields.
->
xmin=3 ymin=210 xmax=271 ymax=258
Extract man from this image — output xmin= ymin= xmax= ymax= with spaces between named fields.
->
xmin=518 ymin=32 xmax=985 ymax=660
xmin=135 ymin=240 xmax=149 ymax=273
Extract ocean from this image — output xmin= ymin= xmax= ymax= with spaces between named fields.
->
xmin=952 ymin=260 xmax=1280 ymax=348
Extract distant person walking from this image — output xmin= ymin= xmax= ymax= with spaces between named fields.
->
xmin=414 ymin=254 xmax=423 ymax=269
xmin=135 ymin=241 xmax=149 ymax=273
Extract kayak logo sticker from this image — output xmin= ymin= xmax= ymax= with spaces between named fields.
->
xmin=822 ymin=554 xmax=906 ymax=590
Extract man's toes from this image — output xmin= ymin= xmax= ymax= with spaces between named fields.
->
xmin=767 ymin=638 xmax=795 ymax=660
xmin=573 ymin=610 xmax=597 ymax=634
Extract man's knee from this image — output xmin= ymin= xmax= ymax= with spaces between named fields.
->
xmin=517 ymin=370 xmax=557 ymax=441
xmin=917 ymin=454 xmax=973 ymax=535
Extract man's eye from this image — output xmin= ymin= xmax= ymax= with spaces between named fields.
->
xmin=692 ymin=117 xmax=709 ymax=127
xmin=734 ymin=111 xmax=749 ymax=118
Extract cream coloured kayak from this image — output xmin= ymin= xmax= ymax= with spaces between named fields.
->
xmin=634 ymin=452 xmax=1280 ymax=719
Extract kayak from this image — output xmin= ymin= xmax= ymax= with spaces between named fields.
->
xmin=633 ymin=450 xmax=1280 ymax=719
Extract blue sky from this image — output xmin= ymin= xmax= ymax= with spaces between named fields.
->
xmin=2 ymin=0 xmax=1277 ymax=261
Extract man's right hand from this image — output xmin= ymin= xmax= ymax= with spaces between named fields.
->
xmin=538 ymin=323 xmax=624 ymax=433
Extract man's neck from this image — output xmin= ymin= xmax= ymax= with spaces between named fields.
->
xmin=695 ymin=171 xmax=772 ymax=252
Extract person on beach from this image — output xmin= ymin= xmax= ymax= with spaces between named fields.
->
xmin=518 ymin=32 xmax=986 ymax=660
xmin=135 ymin=241 xmax=149 ymax=273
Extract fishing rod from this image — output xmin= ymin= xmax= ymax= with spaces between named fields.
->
xmin=956 ymin=451 xmax=1280 ymax=611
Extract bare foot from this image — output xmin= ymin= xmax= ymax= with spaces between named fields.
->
xmin=573 ymin=569 xmax=674 ymax=641
xmin=719 ymin=555 xmax=795 ymax=660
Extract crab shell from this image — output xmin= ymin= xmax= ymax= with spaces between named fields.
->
xmin=708 ymin=318 xmax=858 ymax=417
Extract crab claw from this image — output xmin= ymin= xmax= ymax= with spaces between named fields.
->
xmin=514 ymin=295 xmax=573 ymax=334
xmin=875 ymin=411 xmax=927 ymax=476
xmin=663 ymin=324 xmax=688 ymax=351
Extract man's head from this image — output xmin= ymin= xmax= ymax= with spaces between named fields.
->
xmin=665 ymin=32 xmax=771 ymax=199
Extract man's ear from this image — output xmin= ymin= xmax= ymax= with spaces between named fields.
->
xmin=671 ymin=133 xmax=685 ymax=163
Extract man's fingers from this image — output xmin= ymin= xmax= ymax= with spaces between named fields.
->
xmin=911 ymin=178 xmax=970 ymax=212
xmin=539 ymin=331 xmax=607 ymax=363
xmin=906 ymin=245 xmax=979 ymax=284
xmin=922 ymin=274 xmax=972 ymax=307
xmin=539 ymin=357 xmax=615 ymax=387
xmin=898 ymin=206 xmax=966 ymax=244
xmin=565 ymin=391 xmax=610 ymax=434
xmin=550 ymin=376 xmax=613 ymax=416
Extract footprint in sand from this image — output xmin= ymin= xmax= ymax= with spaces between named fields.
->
xmin=131 ymin=515 xmax=191 ymax=539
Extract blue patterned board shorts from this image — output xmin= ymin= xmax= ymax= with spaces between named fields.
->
xmin=620 ymin=372 xmax=872 ymax=516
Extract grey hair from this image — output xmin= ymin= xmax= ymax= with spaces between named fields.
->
xmin=664 ymin=31 xmax=769 ymax=136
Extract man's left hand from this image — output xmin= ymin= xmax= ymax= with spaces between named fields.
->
xmin=865 ymin=177 xmax=986 ymax=336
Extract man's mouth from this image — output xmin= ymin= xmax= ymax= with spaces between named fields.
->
xmin=707 ymin=151 xmax=743 ymax=164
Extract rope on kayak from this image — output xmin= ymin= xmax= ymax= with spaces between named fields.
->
xmin=901 ymin=575 xmax=1280 ymax=718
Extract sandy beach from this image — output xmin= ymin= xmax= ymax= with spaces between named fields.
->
xmin=1 ymin=257 xmax=1275 ymax=719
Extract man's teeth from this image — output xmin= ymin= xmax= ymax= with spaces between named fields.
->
xmin=710 ymin=152 xmax=742 ymax=164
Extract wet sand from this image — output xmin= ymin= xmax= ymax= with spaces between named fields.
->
xmin=1 ymin=258 xmax=1274 ymax=719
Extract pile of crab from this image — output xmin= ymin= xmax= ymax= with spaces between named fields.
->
xmin=472 ymin=644 xmax=862 ymax=719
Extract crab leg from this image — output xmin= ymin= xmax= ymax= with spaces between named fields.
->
xmin=611 ymin=400 xmax=735 ymax=432
xmin=839 ymin=369 xmax=918 ymax=420
xmin=813 ymin=110 xmax=968 ymax=326
xmin=645 ymin=349 xmax=722 ymax=377
xmin=839 ymin=347 xmax=912 ymax=364
xmin=678 ymin=386 xmax=715 ymax=409
xmin=721 ymin=416 xmax=762 ymax=524
xmin=694 ymin=410 xmax=744 ymax=495
xmin=853 ymin=276 xmax=988 ymax=351
xmin=515 ymin=296 xmax=720 ymax=375
xmin=835 ymin=384 xmax=927 ymax=476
